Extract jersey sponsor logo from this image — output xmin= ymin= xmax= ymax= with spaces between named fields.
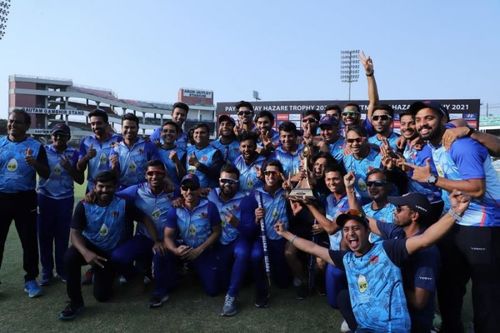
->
xmin=369 ymin=255 xmax=379 ymax=265
xmin=418 ymin=276 xmax=434 ymax=281
xmin=201 ymin=155 xmax=208 ymax=162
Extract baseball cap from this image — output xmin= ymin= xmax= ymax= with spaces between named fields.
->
xmin=319 ymin=115 xmax=339 ymax=129
xmin=218 ymin=114 xmax=236 ymax=125
xmin=181 ymin=173 xmax=200 ymax=189
xmin=388 ymin=192 xmax=431 ymax=217
xmin=409 ymin=101 xmax=449 ymax=122
xmin=51 ymin=123 xmax=71 ymax=136
xmin=336 ymin=209 xmax=369 ymax=228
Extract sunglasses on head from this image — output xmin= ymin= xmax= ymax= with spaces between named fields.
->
xmin=366 ymin=180 xmax=386 ymax=187
xmin=219 ymin=178 xmax=239 ymax=185
xmin=181 ymin=184 xmax=199 ymax=191
xmin=264 ymin=170 xmax=279 ymax=176
xmin=238 ymin=111 xmax=252 ymax=116
xmin=372 ymin=115 xmax=392 ymax=121
xmin=346 ymin=137 xmax=364 ymax=144
xmin=342 ymin=111 xmax=359 ymax=117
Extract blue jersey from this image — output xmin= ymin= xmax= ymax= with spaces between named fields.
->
xmin=328 ymin=137 xmax=346 ymax=162
xmin=257 ymin=129 xmax=280 ymax=149
xmin=151 ymin=128 xmax=188 ymax=152
xmin=363 ymin=202 xmax=396 ymax=243
xmin=166 ymin=199 xmax=220 ymax=248
xmin=343 ymin=148 xmax=382 ymax=204
xmin=186 ymin=144 xmax=220 ymax=188
xmin=332 ymin=241 xmax=411 ymax=332
xmin=0 ymin=136 xmax=43 ymax=193
xmin=117 ymin=182 xmax=175 ymax=241
xmin=272 ymin=145 xmax=304 ymax=178
xmin=38 ymin=145 xmax=79 ymax=199
xmin=158 ymin=146 xmax=186 ymax=186
xmin=79 ymin=134 xmax=122 ymax=191
xmin=111 ymin=139 xmax=159 ymax=188
xmin=368 ymin=132 xmax=400 ymax=151
xmin=253 ymin=187 xmax=289 ymax=240
xmin=207 ymin=189 xmax=257 ymax=245
xmin=431 ymin=138 xmax=500 ymax=227
xmin=211 ymin=138 xmax=240 ymax=163
xmin=234 ymin=154 xmax=266 ymax=194
xmin=81 ymin=197 xmax=128 ymax=252
xmin=324 ymin=193 xmax=351 ymax=250
xmin=403 ymin=144 xmax=442 ymax=204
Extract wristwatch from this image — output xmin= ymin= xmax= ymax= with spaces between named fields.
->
xmin=427 ymin=174 xmax=438 ymax=185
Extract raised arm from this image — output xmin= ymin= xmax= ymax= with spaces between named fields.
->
xmin=344 ymin=172 xmax=362 ymax=211
xmin=359 ymin=51 xmax=378 ymax=121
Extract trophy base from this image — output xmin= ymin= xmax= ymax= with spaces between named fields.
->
xmin=288 ymin=188 xmax=315 ymax=201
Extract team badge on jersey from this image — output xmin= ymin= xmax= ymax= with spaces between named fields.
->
xmin=99 ymin=153 xmax=108 ymax=165
xmin=188 ymin=224 xmax=197 ymax=236
xmin=99 ymin=223 xmax=109 ymax=237
xmin=128 ymin=161 xmax=137 ymax=173
xmin=357 ymin=274 xmax=368 ymax=293
xmin=358 ymin=178 xmax=367 ymax=192
xmin=53 ymin=164 xmax=62 ymax=176
xmin=151 ymin=208 xmax=161 ymax=220
xmin=7 ymin=158 xmax=18 ymax=172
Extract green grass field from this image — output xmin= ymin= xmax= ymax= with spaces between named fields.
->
xmin=0 ymin=180 xmax=474 ymax=332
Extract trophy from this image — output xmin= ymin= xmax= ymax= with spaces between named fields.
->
xmin=288 ymin=146 xmax=315 ymax=201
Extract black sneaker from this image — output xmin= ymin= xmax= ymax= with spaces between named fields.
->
xmin=58 ymin=302 xmax=84 ymax=321
xmin=295 ymin=284 xmax=308 ymax=300
xmin=254 ymin=293 xmax=269 ymax=308
xmin=149 ymin=294 xmax=169 ymax=308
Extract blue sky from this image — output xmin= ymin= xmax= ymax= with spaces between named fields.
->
xmin=1 ymin=0 xmax=499 ymax=118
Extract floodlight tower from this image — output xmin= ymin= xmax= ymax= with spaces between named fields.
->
xmin=0 ymin=0 xmax=11 ymax=40
xmin=340 ymin=50 xmax=360 ymax=100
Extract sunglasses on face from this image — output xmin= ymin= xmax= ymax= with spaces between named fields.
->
xmin=366 ymin=180 xmax=387 ymax=187
xmin=396 ymin=205 xmax=410 ymax=213
xmin=302 ymin=118 xmax=317 ymax=123
xmin=264 ymin=170 xmax=279 ymax=176
xmin=346 ymin=137 xmax=364 ymax=144
xmin=372 ymin=115 xmax=392 ymax=121
xmin=342 ymin=111 xmax=359 ymax=117
xmin=53 ymin=133 xmax=69 ymax=139
xmin=219 ymin=178 xmax=239 ymax=185
xmin=146 ymin=170 xmax=165 ymax=177
xmin=238 ymin=111 xmax=252 ymax=116
xmin=181 ymin=184 xmax=199 ymax=191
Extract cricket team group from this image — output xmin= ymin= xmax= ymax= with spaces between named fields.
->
xmin=0 ymin=55 xmax=499 ymax=333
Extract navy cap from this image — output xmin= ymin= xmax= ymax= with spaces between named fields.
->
xmin=319 ymin=115 xmax=339 ymax=128
xmin=218 ymin=114 xmax=236 ymax=125
xmin=51 ymin=123 xmax=71 ymax=136
xmin=388 ymin=192 xmax=431 ymax=217
xmin=409 ymin=101 xmax=449 ymax=122
xmin=336 ymin=210 xmax=369 ymax=228
xmin=181 ymin=173 xmax=200 ymax=189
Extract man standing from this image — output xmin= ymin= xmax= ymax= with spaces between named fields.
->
xmin=272 ymin=121 xmax=304 ymax=180
xmin=317 ymin=115 xmax=345 ymax=163
xmin=211 ymin=115 xmax=240 ymax=162
xmin=150 ymin=102 xmax=190 ymax=152
xmin=157 ymin=120 xmax=186 ymax=186
xmin=208 ymin=164 xmax=257 ymax=316
xmin=234 ymin=132 xmax=266 ymax=194
xmin=234 ymin=101 xmax=257 ymax=135
xmin=58 ymin=171 xmax=161 ymax=320
xmin=0 ymin=109 xmax=49 ymax=298
xmin=77 ymin=108 xmax=121 ymax=192
xmin=408 ymin=101 xmax=500 ymax=333
xmin=367 ymin=105 xmax=400 ymax=151
xmin=110 ymin=113 xmax=158 ymax=189
xmin=37 ymin=123 xmax=84 ymax=285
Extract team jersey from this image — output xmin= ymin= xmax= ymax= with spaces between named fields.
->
xmin=234 ymin=154 xmax=266 ymax=194
xmin=363 ymin=202 xmax=396 ymax=243
xmin=111 ymin=138 xmax=159 ymax=188
xmin=37 ymin=145 xmax=79 ymax=199
xmin=166 ymin=199 xmax=220 ymax=248
xmin=342 ymin=148 xmax=382 ymax=204
xmin=430 ymin=138 xmax=500 ymax=227
xmin=80 ymin=197 xmax=128 ymax=252
xmin=327 ymin=137 xmax=346 ymax=162
xmin=272 ymin=145 xmax=304 ymax=178
xmin=157 ymin=145 xmax=186 ymax=186
xmin=211 ymin=138 xmax=240 ymax=163
xmin=150 ymin=127 xmax=188 ymax=152
xmin=186 ymin=144 xmax=221 ymax=188
xmin=253 ymin=187 xmax=289 ymax=240
xmin=324 ymin=193 xmax=351 ymax=250
xmin=207 ymin=189 xmax=257 ymax=245
xmin=79 ymin=134 xmax=122 ymax=191
xmin=403 ymin=144 xmax=442 ymax=204
xmin=0 ymin=136 xmax=44 ymax=192
xmin=117 ymin=182 xmax=175 ymax=241
xmin=368 ymin=132 xmax=400 ymax=151
xmin=256 ymin=129 xmax=280 ymax=149
xmin=330 ymin=241 xmax=411 ymax=332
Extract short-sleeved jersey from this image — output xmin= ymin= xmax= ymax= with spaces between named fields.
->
xmin=253 ymin=187 xmax=289 ymax=240
xmin=165 ymin=199 xmax=220 ymax=248
xmin=211 ymin=138 xmax=240 ymax=164
xmin=0 ymin=136 xmax=44 ymax=193
xmin=431 ymin=138 xmax=500 ymax=227
xmin=116 ymin=182 xmax=175 ymax=240
xmin=38 ymin=145 xmax=79 ymax=199
xmin=324 ymin=193 xmax=350 ymax=250
xmin=342 ymin=148 xmax=382 ymax=204
xmin=327 ymin=137 xmax=346 ymax=162
xmin=272 ymin=145 xmax=304 ymax=178
xmin=368 ymin=132 xmax=400 ymax=151
xmin=150 ymin=128 xmax=188 ymax=153
xmin=157 ymin=146 xmax=186 ymax=186
xmin=234 ymin=154 xmax=266 ymax=194
xmin=257 ymin=129 xmax=280 ymax=149
xmin=79 ymin=134 xmax=122 ymax=191
xmin=186 ymin=144 xmax=220 ymax=188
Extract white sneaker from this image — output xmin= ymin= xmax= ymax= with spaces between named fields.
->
xmin=340 ymin=319 xmax=350 ymax=333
